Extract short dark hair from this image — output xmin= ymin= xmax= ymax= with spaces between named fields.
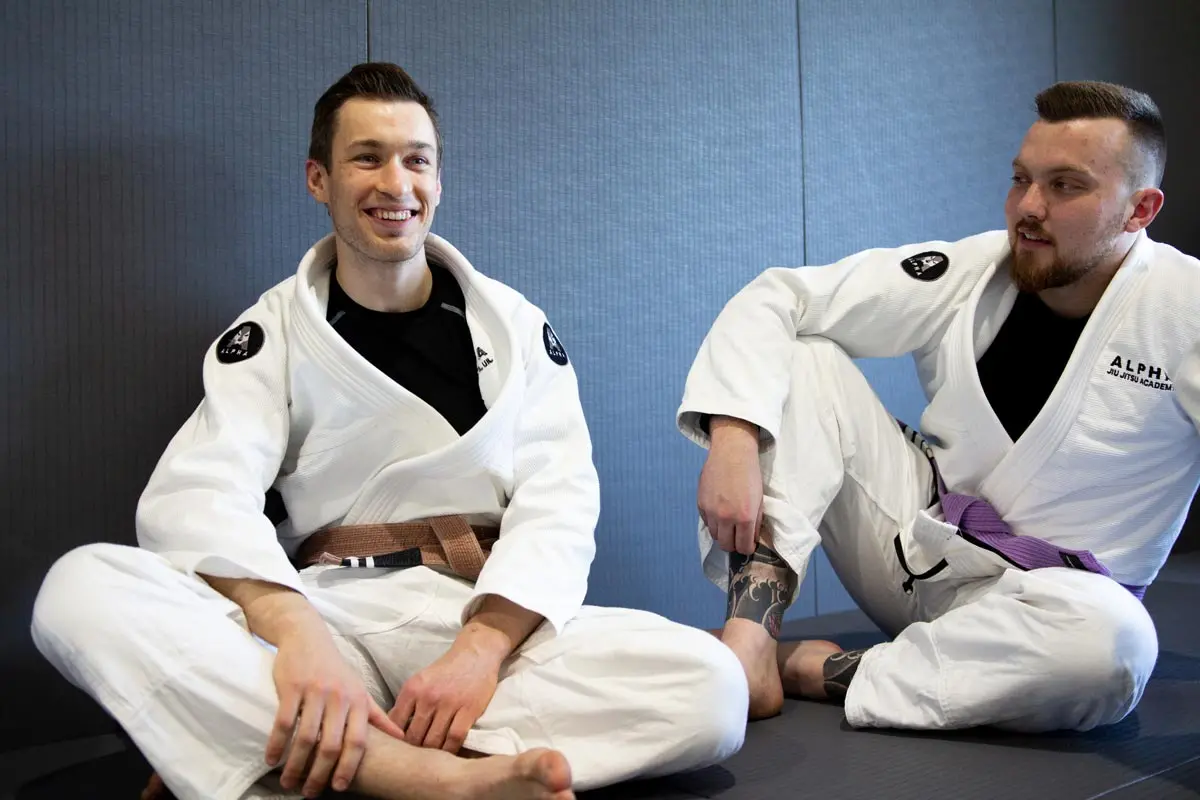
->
xmin=308 ymin=62 xmax=442 ymax=171
xmin=1035 ymin=80 xmax=1166 ymax=188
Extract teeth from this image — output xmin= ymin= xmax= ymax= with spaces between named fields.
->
xmin=374 ymin=209 xmax=412 ymax=221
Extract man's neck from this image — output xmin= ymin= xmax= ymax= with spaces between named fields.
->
xmin=1037 ymin=232 xmax=1139 ymax=319
xmin=333 ymin=239 xmax=433 ymax=313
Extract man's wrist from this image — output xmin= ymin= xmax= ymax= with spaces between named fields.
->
xmin=202 ymin=575 xmax=322 ymax=646
xmin=454 ymin=594 xmax=544 ymax=666
xmin=452 ymin=621 xmax=513 ymax=669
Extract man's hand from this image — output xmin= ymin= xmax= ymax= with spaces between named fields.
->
xmin=698 ymin=416 xmax=764 ymax=555
xmin=391 ymin=594 xmax=543 ymax=753
xmin=269 ymin=623 xmax=405 ymax=796
xmin=201 ymin=577 xmax=405 ymax=798
xmin=389 ymin=639 xmax=502 ymax=753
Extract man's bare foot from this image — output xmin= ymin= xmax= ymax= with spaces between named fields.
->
xmin=778 ymin=639 xmax=844 ymax=700
xmin=720 ymin=618 xmax=783 ymax=719
xmin=458 ymin=749 xmax=574 ymax=800
xmin=141 ymin=772 xmax=171 ymax=800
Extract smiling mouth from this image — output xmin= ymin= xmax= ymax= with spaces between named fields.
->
xmin=1018 ymin=229 xmax=1052 ymax=245
xmin=368 ymin=209 xmax=415 ymax=221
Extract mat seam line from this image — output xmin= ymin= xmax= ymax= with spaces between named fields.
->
xmin=1083 ymin=752 xmax=1200 ymax=799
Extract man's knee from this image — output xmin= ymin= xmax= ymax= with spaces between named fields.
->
xmin=1032 ymin=593 xmax=1158 ymax=731
xmin=671 ymin=630 xmax=748 ymax=762
xmin=32 ymin=543 xmax=149 ymax=662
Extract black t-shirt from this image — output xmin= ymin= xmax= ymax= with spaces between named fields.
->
xmin=975 ymin=290 xmax=1090 ymax=442
xmin=327 ymin=262 xmax=487 ymax=436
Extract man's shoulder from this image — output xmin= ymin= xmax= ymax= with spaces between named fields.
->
xmin=425 ymin=234 xmax=542 ymax=317
xmin=1139 ymin=238 xmax=1200 ymax=335
xmin=1144 ymin=235 xmax=1200 ymax=277
xmin=899 ymin=229 xmax=1009 ymax=265
xmin=833 ymin=229 xmax=1008 ymax=286
xmin=242 ymin=274 xmax=298 ymax=321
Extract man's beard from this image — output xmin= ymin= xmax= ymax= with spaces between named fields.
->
xmin=1009 ymin=247 xmax=1091 ymax=293
xmin=1009 ymin=215 xmax=1124 ymax=293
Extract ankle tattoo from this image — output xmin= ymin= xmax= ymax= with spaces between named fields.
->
xmin=726 ymin=543 xmax=797 ymax=639
xmin=822 ymin=649 xmax=867 ymax=702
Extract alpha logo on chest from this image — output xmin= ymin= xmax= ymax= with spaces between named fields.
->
xmin=476 ymin=346 xmax=494 ymax=373
xmin=1106 ymin=354 xmax=1173 ymax=391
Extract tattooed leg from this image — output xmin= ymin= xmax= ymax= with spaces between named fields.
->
xmin=726 ymin=544 xmax=798 ymax=640
xmin=720 ymin=543 xmax=799 ymax=719
xmin=822 ymin=649 xmax=867 ymax=702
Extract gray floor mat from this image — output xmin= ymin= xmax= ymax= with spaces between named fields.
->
xmin=580 ymin=573 xmax=1200 ymax=800
xmin=1096 ymin=756 xmax=1200 ymax=799
xmin=14 ymin=562 xmax=1200 ymax=800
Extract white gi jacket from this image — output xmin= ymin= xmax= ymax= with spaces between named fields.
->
xmin=136 ymin=234 xmax=599 ymax=634
xmin=679 ymin=230 xmax=1200 ymax=588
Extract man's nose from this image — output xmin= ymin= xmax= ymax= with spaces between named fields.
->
xmin=1017 ymin=183 xmax=1047 ymax=220
xmin=377 ymin=157 xmax=412 ymax=196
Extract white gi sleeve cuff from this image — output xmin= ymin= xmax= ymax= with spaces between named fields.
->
xmin=163 ymin=550 xmax=307 ymax=597
xmin=677 ymin=404 xmax=778 ymax=452
xmin=462 ymin=579 xmax=578 ymax=638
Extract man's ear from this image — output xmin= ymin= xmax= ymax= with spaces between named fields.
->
xmin=1125 ymin=187 xmax=1165 ymax=233
xmin=306 ymin=159 xmax=329 ymax=204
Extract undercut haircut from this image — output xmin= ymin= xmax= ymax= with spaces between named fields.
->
xmin=1035 ymin=80 xmax=1166 ymax=188
xmin=309 ymin=62 xmax=442 ymax=171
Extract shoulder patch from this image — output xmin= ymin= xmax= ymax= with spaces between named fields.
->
xmin=901 ymin=251 xmax=949 ymax=282
xmin=542 ymin=322 xmax=568 ymax=366
xmin=215 ymin=321 xmax=265 ymax=364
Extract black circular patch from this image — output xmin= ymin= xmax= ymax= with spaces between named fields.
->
xmin=215 ymin=321 xmax=265 ymax=364
xmin=900 ymin=251 xmax=949 ymax=282
xmin=542 ymin=323 xmax=568 ymax=366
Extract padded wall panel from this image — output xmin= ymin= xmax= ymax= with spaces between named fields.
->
xmin=798 ymin=0 xmax=1055 ymax=611
xmin=0 ymin=0 xmax=365 ymax=748
xmin=370 ymin=0 xmax=812 ymax=625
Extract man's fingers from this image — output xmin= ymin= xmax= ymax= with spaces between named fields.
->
xmin=422 ymin=706 xmax=457 ymax=751
xmin=388 ymin=691 xmax=415 ymax=734
xmin=280 ymin=695 xmax=323 ymax=791
xmin=331 ymin=704 xmax=369 ymax=793
xmin=302 ymin=695 xmax=348 ymax=798
xmin=266 ymin=688 xmax=301 ymax=767
xmin=370 ymin=700 xmax=406 ymax=739
xmin=736 ymin=519 xmax=757 ymax=556
xmin=715 ymin=520 xmax=735 ymax=552
xmin=442 ymin=708 xmax=474 ymax=754
xmin=405 ymin=702 xmax=435 ymax=747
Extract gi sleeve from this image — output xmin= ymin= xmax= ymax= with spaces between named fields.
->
xmin=466 ymin=313 xmax=600 ymax=635
xmin=677 ymin=230 xmax=1009 ymax=449
xmin=135 ymin=287 xmax=302 ymax=594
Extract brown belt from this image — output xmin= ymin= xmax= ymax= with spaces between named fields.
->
xmin=294 ymin=515 xmax=499 ymax=582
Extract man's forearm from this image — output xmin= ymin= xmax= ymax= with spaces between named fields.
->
xmin=455 ymin=594 xmax=544 ymax=666
xmin=202 ymin=575 xmax=325 ymax=646
xmin=710 ymin=415 xmax=760 ymax=446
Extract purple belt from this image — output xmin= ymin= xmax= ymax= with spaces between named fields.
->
xmin=897 ymin=423 xmax=1147 ymax=600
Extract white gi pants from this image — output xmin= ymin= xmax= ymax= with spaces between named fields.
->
xmin=31 ymin=545 xmax=747 ymax=800
xmin=757 ymin=337 xmax=1158 ymax=732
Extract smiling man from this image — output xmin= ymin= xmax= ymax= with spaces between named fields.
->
xmin=680 ymin=81 xmax=1200 ymax=730
xmin=31 ymin=63 xmax=746 ymax=800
